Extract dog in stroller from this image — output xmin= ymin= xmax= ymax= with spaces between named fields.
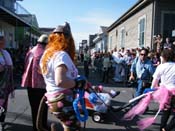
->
xmin=84 ymin=83 xmax=120 ymax=123
xmin=83 ymin=81 xmax=154 ymax=123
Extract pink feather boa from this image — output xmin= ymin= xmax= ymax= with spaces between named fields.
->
xmin=123 ymin=86 xmax=175 ymax=130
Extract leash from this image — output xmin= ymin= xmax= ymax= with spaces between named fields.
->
xmin=73 ymin=88 xmax=88 ymax=121
xmin=73 ymin=88 xmax=88 ymax=131
xmin=83 ymin=121 xmax=86 ymax=131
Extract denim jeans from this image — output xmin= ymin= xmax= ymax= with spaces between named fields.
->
xmin=135 ymin=79 xmax=144 ymax=97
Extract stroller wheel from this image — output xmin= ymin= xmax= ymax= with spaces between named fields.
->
xmin=92 ymin=112 xmax=103 ymax=122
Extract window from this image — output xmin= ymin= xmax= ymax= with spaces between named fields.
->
xmin=120 ymin=27 xmax=125 ymax=48
xmin=138 ymin=15 xmax=146 ymax=47
xmin=161 ymin=12 xmax=175 ymax=38
xmin=109 ymin=36 xmax=113 ymax=50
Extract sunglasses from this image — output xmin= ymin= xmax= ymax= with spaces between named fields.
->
xmin=140 ymin=53 xmax=146 ymax=56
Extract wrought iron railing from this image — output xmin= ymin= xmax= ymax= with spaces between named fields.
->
xmin=0 ymin=0 xmax=38 ymax=28
xmin=14 ymin=1 xmax=30 ymax=15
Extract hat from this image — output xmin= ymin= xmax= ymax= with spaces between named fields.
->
xmin=37 ymin=34 xmax=48 ymax=44
xmin=53 ymin=22 xmax=72 ymax=36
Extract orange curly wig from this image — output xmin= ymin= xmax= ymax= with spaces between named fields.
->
xmin=41 ymin=33 xmax=75 ymax=74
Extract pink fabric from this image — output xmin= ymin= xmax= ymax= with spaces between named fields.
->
xmin=21 ymin=44 xmax=46 ymax=88
xmin=84 ymin=92 xmax=89 ymax=98
xmin=57 ymin=101 xmax=64 ymax=108
xmin=152 ymin=86 xmax=170 ymax=110
xmin=124 ymin=93 xmax=152 ymax=120
xmin=137 ymin=117 xmax=155 ymax=130
xmin=123 ymin=87 xmax=175 ymax=130
xmin=45 ymin=89 xmax=72 ymax=100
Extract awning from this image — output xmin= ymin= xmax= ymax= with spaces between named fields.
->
xmin=0 ymin=5 xmax=30 ymax=27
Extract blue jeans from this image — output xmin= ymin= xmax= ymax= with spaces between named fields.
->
xmin=135 ymin=79 xmax=144 ymax=97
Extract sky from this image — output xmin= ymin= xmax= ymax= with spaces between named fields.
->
xmin=19 ymin=0 xmax=138 ymax=48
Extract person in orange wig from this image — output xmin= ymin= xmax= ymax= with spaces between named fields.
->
xmin=40 ymin=22 xmax=83 ymax=131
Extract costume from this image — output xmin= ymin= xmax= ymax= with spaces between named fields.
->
xmin=0 ymin=49 xmax=14 ymax=122
xmin=124 ymin=62 xmax=175 ymax=130
xmin=41 ymin=51 xmax=80 ymax=130
xmin=21 ymin=43 xmax=48 ymax=131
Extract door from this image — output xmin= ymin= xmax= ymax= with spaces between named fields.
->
xmin=163 ymin=13 xmax=175 ymax=40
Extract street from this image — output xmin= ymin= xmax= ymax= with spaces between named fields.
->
xmin=1 ymin=0 xmax=175 ymax=130
xmin=4 ymin=65 xmax=164 ymax=131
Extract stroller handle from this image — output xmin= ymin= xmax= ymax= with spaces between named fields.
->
xmin=129 ymin=91 xmax=154 ymax=103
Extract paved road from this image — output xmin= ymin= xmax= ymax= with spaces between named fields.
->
xmin=5 ymin=87 xmax=162 ymax=131
xmin=4 ymin=64 xmax=167 ymax=131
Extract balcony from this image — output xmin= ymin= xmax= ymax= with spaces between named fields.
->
xmin=0 ymin=0 xmax=38 ymax=28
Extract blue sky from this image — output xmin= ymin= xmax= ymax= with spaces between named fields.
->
xmin=19 ymin=0 xmax=137 ymax=47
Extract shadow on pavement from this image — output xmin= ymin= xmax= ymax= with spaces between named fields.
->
xmin=87 ymin=108 xmax=140 ymax=129
xmin=4 ymin=122 xmax=32 ymax=131
xmin=6 ymin=112 xmax=32 ymax=124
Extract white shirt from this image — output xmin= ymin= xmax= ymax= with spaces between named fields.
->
xmin=41 ymin=51 xmax=78 ymax=94
xmin=153 ymin=62 xmax=175 ymax=90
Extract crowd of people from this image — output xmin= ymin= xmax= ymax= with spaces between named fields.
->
xmin=79 ymin=35 xmax=175 ymax=85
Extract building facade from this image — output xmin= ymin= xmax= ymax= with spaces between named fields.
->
xmin=107 ymin=0 xmax=175 ymax=51
xmin=93 ymin=26 xmax=108 ymax=53
xmin=79 ymin=39 xmax=88 ymax=54
xmin=88 ymin=34 xmax=97 ymax=54
xmin=0 ymin=20 xmax=16 ymax=48
xmin=0 ymin=0 xmax=40 ymax=49
xmin=40 ymin=27 xmax=55 ymax=35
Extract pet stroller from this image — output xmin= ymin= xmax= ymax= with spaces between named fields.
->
xmin=83 ymin=84 xmax=122 ymax=123
xmin=84 ymin=83 xmax=155 ymax=123
xmin=84 ymin=91 xmax=113 ymax=122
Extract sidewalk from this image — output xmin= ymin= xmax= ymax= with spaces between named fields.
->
xmin=6 ymin=89 xmax=33 ymax=131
